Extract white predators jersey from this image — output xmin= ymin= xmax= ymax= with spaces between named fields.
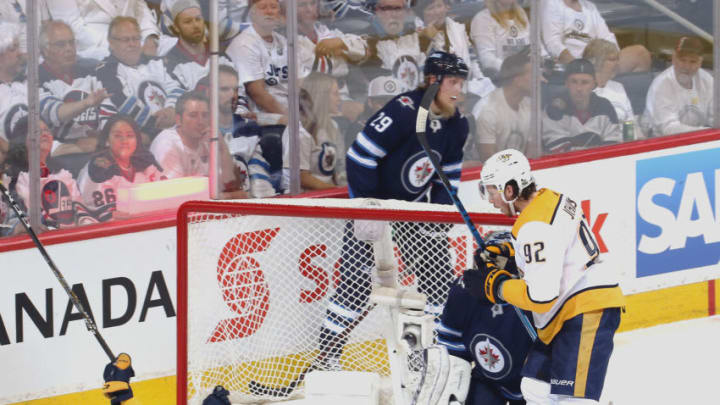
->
xmin=40 ymin=64 xmax=102 ymax=141
xmin=540 ymin=0 xmax=617 ymax=59
xmin=0 ymin=81 xmax=28 ymax=142
xmin=226 ymin=25 xmax=289 ymax=113
xmin=96 ymin=57 xmax=185 ymax=130
xmin=643 ymin=65 xmax=714 ymax=137
xmin=504 ymin=188 xmax=625 ymax=344
xmin=471 ymin=8 xmax=531 ymax=73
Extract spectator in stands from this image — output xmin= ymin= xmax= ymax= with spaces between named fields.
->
xmin=162 ymin=0 xmax=241 ymax=93
xmin=470 ymin=48 xmax=534 ymax=163
xmin=542 ymin=58 xmax=621 ymax=153
xmin=582 ymin=38 xmax=642 ymax=140
xmin=226 ymin=0 xmax=289 ymax=127
xmin=150 ymin=91 xmax=248 ymax=198
xmin=39 ymin=20 xmax=108 ymax=155
xmin=540 ymin=0 xmax=651 ymax=74
xmin=0 ymin=133 xmax=14 ymax=236
xmin=413 ymin=0 xmax=494 ymax=102
xmin=4 ymin=116 xmax=92 ymax=233
xmin=195 ymin=67 xmax=277 ymax=198
xmin=297 ymin=0 xmax=368 ymax=122
xmin=77 ymin=115 xmax=164 ymax=222
xmin=643 ymin=36 xmax=713 ymax=137
xmin=343 ymin=75 xmax=404 ymax=150
xmin=363 ymin=0 xmax=426 ymax=91
xmin=47 ymin=0 xmax=160 ymax=61
xmin=0 ymin=22 xmax=29 ymax=147
xmin=96 ymin=17 xmax=184 ymax=141
xmin=0 ymin=0 xmax=50 ymax=53
xmin=470 ymin=0 xmax=534 ymax=78
xmin=282 ymin=73 xmax=344 ymax=192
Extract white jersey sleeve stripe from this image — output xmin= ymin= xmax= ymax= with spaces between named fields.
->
xmin=356 ymin=131 xmax=387 ymax=158
xmin=347 ymin=147 xmax=378 ymax=169
xmin=437 ymin=322 xmax=462 ymax=337
xmin=442 ymin=162 xmax=462 ymax=173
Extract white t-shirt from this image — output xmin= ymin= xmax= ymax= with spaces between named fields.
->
xmin=226 ymin=24 xmax=289 ymax=114
xmin=470 ymin=8 xmax=531 ymax=73
xmin=541 ymin=0 xmax=617 ymax=59
xmin=643 ymin=66 xmax=714 ymax=137
xmin=593 ymin=79 xmax=642 ymax=138
xmin=472 ymin=87 xmax=531 ymax=157
xmin=0 ymin=81 xmax=28 ymax=142
xmin=150 ymin=127 xmax=209 ymax=179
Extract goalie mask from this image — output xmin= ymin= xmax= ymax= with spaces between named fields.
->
xmin=479 ymin=149 xmax=534 ymax=206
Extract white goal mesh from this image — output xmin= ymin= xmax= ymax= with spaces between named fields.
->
xmin=177 ymin=198 xmax=512 ymax=405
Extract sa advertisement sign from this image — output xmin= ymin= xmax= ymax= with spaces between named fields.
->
xmin=636 ymin=148 xmax=720 ymax=277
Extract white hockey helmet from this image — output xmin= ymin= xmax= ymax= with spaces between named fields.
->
xmin=479 ymin=149 xmax=534 ymax=203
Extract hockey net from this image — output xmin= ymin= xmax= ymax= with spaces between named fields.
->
xmin=177 ymin=198 xmax=513 ymax=405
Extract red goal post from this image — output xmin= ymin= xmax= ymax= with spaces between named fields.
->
xmin=177 ymin=198 xmax=513 ymax=405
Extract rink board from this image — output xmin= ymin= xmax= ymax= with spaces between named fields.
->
xmin=1 ymin=134 xmax=719 ymax=404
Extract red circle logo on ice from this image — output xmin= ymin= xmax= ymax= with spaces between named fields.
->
xmin=470 ymin=333 xmax=512 ymax=380
xmin=208 ymin=228 xmax=279 ymax=342
xmin=401 ymin=151 xmax=438 ymax=193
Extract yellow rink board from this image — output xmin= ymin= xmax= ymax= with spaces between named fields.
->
xmin=18 ymin=279 xmax=719 ymax=405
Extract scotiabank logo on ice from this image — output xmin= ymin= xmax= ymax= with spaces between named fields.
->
xmin=636 ymin=148 xmax=720 ymax=277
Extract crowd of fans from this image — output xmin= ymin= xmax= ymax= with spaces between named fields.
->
xmin=0 ymin=0 xmax=714 ymax=236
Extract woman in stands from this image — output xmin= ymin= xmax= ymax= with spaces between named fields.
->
xmin=3 ymin=116 xmax=88 ymax=234
xmin=583 ymin=39 xmax=643 ymax=140
xmin=77 ymin=115 xmax=165 ymax=222
xmin=470 ymin=0 xmax=534 ymax=79
xmin=281 ymin=73 xmax=343 ymax=191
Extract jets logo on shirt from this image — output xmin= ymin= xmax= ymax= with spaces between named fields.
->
xmin=138 ymin=81 xmax=167 ymax=111
xmin=396 ymin=96 xmax=415 ymax=110
xmin=401 ymin=151 xmax=438 ymax=193
xmin=64 ymin=90 xmax=98 ymax=128
xmin=4 ymin=104 xmax=28 ymax=141
xmin=470 ymin=334 xmax=512 ymax=380
xmin=318 ymin=142 xmax=337 ymax=176
xmin=574 ymin=19 xmax=585 ymax=31
xmin=393 ymin=55 xmax=420 ymax=91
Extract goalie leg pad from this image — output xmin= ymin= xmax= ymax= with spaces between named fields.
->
xmin=413 ymin=345 xmax=471 ymax=405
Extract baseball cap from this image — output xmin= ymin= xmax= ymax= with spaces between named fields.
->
xmin=368 ymin=75 xmax=403 ymax=98
xmin=170 ymin=0 xmax=201 ymax=21
xmin=565 ymin=58 xmax=595 ymax=79
xmin=675 ymin=36 xmax=704 ymax=57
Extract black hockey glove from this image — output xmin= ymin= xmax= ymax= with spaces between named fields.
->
xmin=473 ymin=231 xmax=518 ymax=275
xmin=464 ymin=260 xmax=512 ymax=304
xmin=203 ymin=385 xmax=231 ymax=405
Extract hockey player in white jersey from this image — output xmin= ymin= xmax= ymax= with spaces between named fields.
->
xmin=226 ymin=0 xmax=289 ymax=126
xmin=643 ymin=36 xmax=714 ymax=137
xmin=97 ymin=17 xmax=185 ymax=139
xmin=473 ymin=149 xmax=625 ymax=404
xmin=39 ymin=21 xmax=108 ymax=153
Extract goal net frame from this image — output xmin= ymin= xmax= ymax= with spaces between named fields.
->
xmin=176 ymin=198 xmax=513 ymax=405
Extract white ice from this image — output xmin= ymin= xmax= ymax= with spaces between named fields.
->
xmin=600 ymin=315 xmax=720 ymax=405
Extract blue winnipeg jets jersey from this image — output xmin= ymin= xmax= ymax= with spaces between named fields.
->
xmin=346 ymin=89 xmax=468 ymax=204
xmin=437 ymin=278 xmax=533 ymax=402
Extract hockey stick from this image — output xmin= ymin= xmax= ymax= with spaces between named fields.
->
xmin=0 ymin=182 xmax=117 ymax=360
xmin=415 ymin=83 xmax=538 ymax=342
xmin=248 ymin=302 xmax=378 ymax=397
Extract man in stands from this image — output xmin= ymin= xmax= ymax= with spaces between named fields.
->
xmin=226 ymin=0 xmax=289 ymax=127
xmin=643 ymin=36 xmax=714 ymax=137
xmin=96 ymin=17 xmax=184 ymax=141
xmin=149 ymin=91 xmax=248 ymax=198
xmin=39 ymin=20 xmax=108 ymax=154
xmin=0 ymin=22 xmax=28 ymax=149
xmin=542 ymin=58 xmax=620 ymax=153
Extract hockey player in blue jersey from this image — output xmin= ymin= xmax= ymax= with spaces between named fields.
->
xmin=316 ymin=51 xmax=470 ymax=368
xmin=437 ymin=232 xmax=534 ymax=405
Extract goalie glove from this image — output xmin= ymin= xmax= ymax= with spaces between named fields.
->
xmin=464 ymin=261 xmax=512 ymax=304
xmin=412 ymin=345 xmax=471 ymax=405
